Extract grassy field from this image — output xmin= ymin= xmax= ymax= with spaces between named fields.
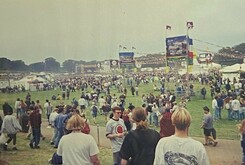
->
xmin=0 ymin=81 xmax=240 ymax=164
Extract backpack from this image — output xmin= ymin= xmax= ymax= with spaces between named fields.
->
xmin=50 ymin=152 xmax=62 ymax=165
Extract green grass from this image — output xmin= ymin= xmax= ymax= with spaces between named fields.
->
xmin=0 ymin=81 xmax=240 ymax=164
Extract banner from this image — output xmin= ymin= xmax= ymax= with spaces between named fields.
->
xmin=166 ymin=35 xmax=188 ymax=58
xmin=81 ymin=64 xmax=98 ymax=74
xmin=134 ymin=54 xmax=165 ymax=68
xmin=110 ymin=60 xmax=119 ymax=69
xmin=119 ymin=52 xmax=135 ymax=68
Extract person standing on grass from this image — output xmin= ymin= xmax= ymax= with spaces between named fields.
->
xmin=29 ymin=106 xmax=42 ymax=149
xmin=216 ymin=94 xmax=224 ymax=120
xmin=212 ymin=96 xmax=218 ymax=121
xmin=78 ymin=96 xmax=86 ymax=113
xmin=201 ymin=106 xmax=218 ymax=146
xmin=154 ymin=107 xmax=210 ymax=165
xmin=57 ymin=114 xmax=100 ymax=165
xmin=231 ymin=96 xmax=240 ymax=121
xmin=44 ymin=100 xmax=53 ymax=125
xmin=14 ymin=98 xmax=21 ymax=119
xmin=1 ymin=111 xmax=22 ymax=151
xmin=106 ymin=106 xmax=127 ymax=165
xmin=90 ymin=102 xmax=99 ymax=124
xmin=49 ymin=108 xmax=59 ymax=145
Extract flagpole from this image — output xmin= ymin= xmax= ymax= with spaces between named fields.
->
xmin=186 ymin=21 xmax=193 ymax=99
xmin=165 ymin=25 xmax=170 ymax=91
xmin=165 ymin=26 xmax=169 ymax=72
xmin=186 ymin=26 xmax=189 ymax=76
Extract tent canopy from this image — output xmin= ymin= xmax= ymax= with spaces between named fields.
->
xmin=220 ymin=63 xmax=245 ymax=73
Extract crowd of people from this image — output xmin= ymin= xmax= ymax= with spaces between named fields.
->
xmin=1 ymin=70 xmax=245 ymax=164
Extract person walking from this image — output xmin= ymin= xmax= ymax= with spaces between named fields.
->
xmin=106 ymin=106 xmax=127 ymax=165
xmin=57 ymin=114 xmax=100 ymax=165
xmin=90 ymin=102 xmax=99 ymax=124
xmin=29 ymin=106 xmax=42 ymax=149
xmin=49 ymin=108 xmax=59 ymax=145
xmin=154 ymin=107 xmax=210 ymax=165
xmin=120 ymin=107 xmax=160 ymax=165
xmin=201 ymin=106 xmax=218 ymax=146
xmin=1 ymin=111 xmax=22 ymax=151
xmin=44 ymin=100 xmax=53 ymax=125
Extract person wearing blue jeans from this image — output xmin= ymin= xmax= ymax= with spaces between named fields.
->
xmin=152 ymin=103 xmax=159 ymax=127
xmin=216 ymin=95 xmax=224 ymax=120
xmin=231 ymin=97 xmax=241 ymax=121
xmin=31 ymin=128 xmax=41 ymax=148
xmin=212 ymin=96 xmax=219 ymax=121
xmin=53 ymin=106 xmax=72 ymax=148
xmin=29 ymin=106 xmax=42 ymax=149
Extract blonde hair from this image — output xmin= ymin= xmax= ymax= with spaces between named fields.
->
xmin=132 ymin=107 xmax=148 ymax=130
xmin=66 ymin=114 xmax=85 ymax=131
xmin=171 ymin=107 xmax=192 ymax=131
xmin=240 ymin=119 xmax=245 ymax=133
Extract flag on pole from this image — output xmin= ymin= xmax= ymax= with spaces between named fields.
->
xmin=187 ymin=22 xmax=193 ymax=29
xmin=132 ymin=46 xmax=136 ymax=50
xmin=166 ymin=25 xmax=171 ymax=30
xmin=123 ymin=47 xmax=127 ymax=49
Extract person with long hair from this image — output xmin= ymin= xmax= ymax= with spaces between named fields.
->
xmin=57 ymin=114 xmax=100 ymax=165
xmin=120 ymin=107 xmax=160 ymax=165
xmin=154 ymin=107 xmax=210 ymax=165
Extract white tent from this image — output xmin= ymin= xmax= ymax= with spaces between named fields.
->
xmin=220 ymin=63 xmax=245 ymax=73
xmin=220 ymin=63 xmax=245 ymax=81
xmin=15 ymin=75 xmax=46 ymax=91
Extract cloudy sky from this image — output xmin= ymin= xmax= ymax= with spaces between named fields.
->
xmin=0 ymin=0 xmax=244 ymax=65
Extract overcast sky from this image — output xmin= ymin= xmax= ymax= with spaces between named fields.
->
xmin=0 ymin=0 xmax=244 ymax=65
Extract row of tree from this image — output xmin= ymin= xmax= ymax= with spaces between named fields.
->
xmin=0 ymin=57 xmax=98 ymax=73
xmin=1 ymin=43 xmax=245 ymax=72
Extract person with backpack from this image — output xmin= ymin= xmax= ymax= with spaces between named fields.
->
xmin=120 ymin=107 xmax=160 ymax=165
xmin=90 ymin=102 xmax=98 ymax=124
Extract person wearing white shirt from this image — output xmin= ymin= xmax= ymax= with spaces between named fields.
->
xmin=98 ymin=96 xmax=106 ymax=114
xmin=14 ymin=98 xmax=21 ymax=119
xmin=231 ymin=97 xmax=240 ymax=121
xmin=212 ymin=96 xmax=218 ymax=121
xmin=154 ymin=107 xmax=210 ymax=165
xmin=49 ymin=108 xmax=59 ymax=145
xmin=78 ymin=96 xmax=86 ymax=113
